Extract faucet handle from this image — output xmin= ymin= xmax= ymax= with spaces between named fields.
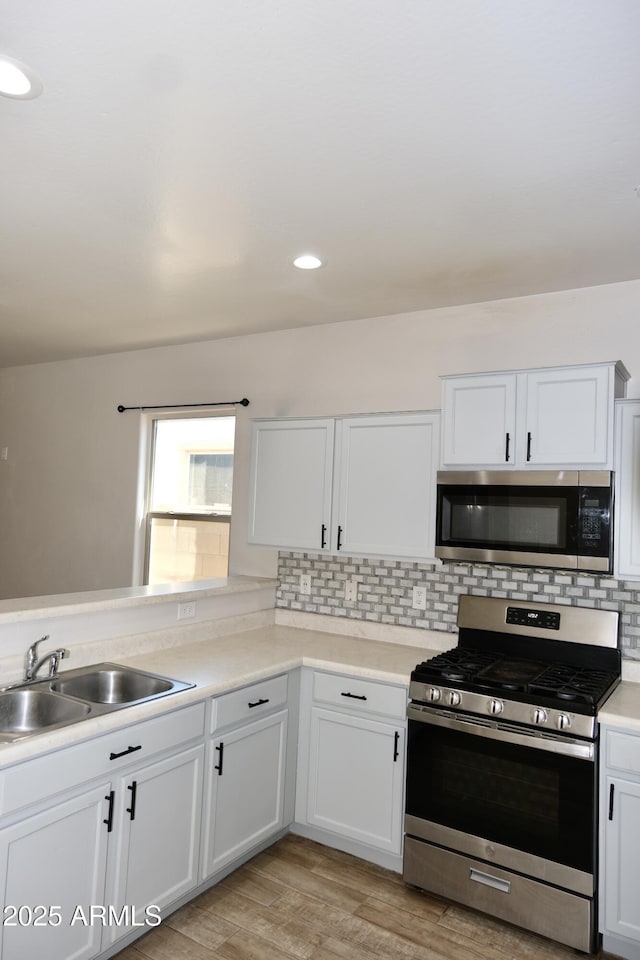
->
xmin=47 ymin=648 xmax=69 ymax=678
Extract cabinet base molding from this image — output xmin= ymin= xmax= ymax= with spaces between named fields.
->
xmin=603 ymin=933 xmax=640 ymax=960
xmin=290 ymin=821 xmax=403 ymax=873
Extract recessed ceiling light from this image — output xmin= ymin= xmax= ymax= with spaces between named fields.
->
xmin=293 ymin=254 xmax=323 ymax=270
xmin=0 ymin=56 xmax=43 ymax=99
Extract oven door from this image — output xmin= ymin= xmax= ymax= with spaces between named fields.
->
xmin=405 ymin=705 xmax=597 ymax=892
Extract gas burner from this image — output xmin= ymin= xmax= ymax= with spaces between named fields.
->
xmin=441 ymin=670 xmax=467 ymax=682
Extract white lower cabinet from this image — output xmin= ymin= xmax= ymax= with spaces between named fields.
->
xmin=295 ymin=670 xmax=406 ymax=867
xmin=104 ymin=744 xmax=204 ymax=948
xmin=600 ymin=725 xmax=640 ymax=960
xmin=0 ymin=701 xmax=206 ymax=960
xmin=201 ymin=675 xmax=289 ymax=879
xmin=202 ymin=711 xmax=288 ymax=877
xmin=306 ymin=707 xmax=404 ymax=853
xmin=0 ymin=783 xmax=110 ymax=960
xmin=0 ymin=662 xmax=409 ymax=957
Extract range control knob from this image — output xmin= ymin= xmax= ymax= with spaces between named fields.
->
xmin=427 ymin=687 xmax=442 ymax=703
xmin=557 ymin=713 xmax=572 ymax=731
xmin=447 ymin=691 xmax=461 ymax=707
xmin=533 ymin=708 xmax=548 ymax=725
xmin=488 ymin=699 xmax=504 ymax=716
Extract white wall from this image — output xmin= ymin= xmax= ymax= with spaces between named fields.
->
xmin=1 ymin=278 xmax=639 ymax=600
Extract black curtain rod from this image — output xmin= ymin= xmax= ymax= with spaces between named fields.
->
xmin=117 ymin=398 xmax=250 ymax=413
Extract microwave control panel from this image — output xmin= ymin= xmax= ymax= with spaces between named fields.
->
xmin=579 ymin=486 xmax=612 ymax=556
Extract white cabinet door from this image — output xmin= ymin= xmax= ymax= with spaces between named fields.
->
xmin=441 ymin=374 xmax=517 ymax=467
xmin=442 ymin=363 xmax=624 ymax=470
xmin=334 ymin=413 xmax=439 ymax=559
xmin=202 ymin=709 xmax=288 ymax=878
xmin=248 ymin=419 xmax=334 ymax=551
xmin=615 ymin=401 xmax=640 ymax=579
xmin=306 ymin=706 xmax=404 ymax=854
xmin=106 ymin=744 xmax=204 ymax=946
xmin=604 ymin=776 xmax=640 ymax=944
xmin=524 ymin=365 xmax=612 ymax=466
xmin=0 ymin=783 xmax=111 ymax=960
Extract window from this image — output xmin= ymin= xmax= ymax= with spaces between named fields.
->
xmin=145 ymin=416 xmax=235 ymax=584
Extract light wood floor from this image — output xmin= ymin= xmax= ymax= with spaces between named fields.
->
xmin=114 ymin=834 xmax=616 ymax=960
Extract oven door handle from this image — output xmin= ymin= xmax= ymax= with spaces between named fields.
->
xmin=407 ymin=704 xmax=595 ymax=761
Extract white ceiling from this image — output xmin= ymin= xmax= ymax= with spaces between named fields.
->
xmin=1 ymin=1 xmax=639 ymax=368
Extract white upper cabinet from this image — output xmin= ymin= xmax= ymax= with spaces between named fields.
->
xmin=334 ymin=414 xmax=439 ymax=559
xmin=248 ymin=418 xmax=335 ymax=552
xmin=614 ymin=400 xmax=640 ymax=580
xmin=441 ymin=373 xmax=516 ymax=466
xmin=441 ymin=362 xmax=628 ymax=470
xmin=248 ymin=411 xmax=440 ymax=559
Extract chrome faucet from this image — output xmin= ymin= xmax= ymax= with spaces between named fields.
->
xmin=24 ymin=636 xmax=69 ymax=681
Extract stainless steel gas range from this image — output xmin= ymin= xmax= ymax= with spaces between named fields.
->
xmin=403 ymin=595 xmax=621 ymax=954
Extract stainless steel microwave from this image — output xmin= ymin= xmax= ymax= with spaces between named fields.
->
xmin=435 ymin=470 xmax=613 ymax=572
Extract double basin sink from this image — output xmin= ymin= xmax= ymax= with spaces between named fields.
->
xmin=0 ymin=664 xmax=194 ymax=742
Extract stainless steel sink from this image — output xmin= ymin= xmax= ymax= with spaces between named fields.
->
xmin=51 ymin=667 xmax=174 ymax=704
xmin=0 ymin=689 xmax=91 ymax=740
xmin=0 ymin=663 xmax=194 ymax=742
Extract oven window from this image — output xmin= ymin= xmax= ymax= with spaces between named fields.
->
xmin=405 ymin=720 xmax=595 ymax=873
xmin=438 ymin=486 xmax=578 ymax=553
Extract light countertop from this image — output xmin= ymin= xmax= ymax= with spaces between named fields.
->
xmin=0 ymin=624 xmax=436 ymax=768
xmin=0 ymin=576 xmax=275 ymax=625
xmin=599 ymin=681 xmax=640 ymax=733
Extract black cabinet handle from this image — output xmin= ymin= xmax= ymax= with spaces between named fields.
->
xmin=215 ymin=742 xmax=224 ymax=776
xmin=337 ymin=525 xmax=343 ymax=550
xmin=103 ymin=790 xmax=115 ymax=833
xmin=110 ymin=744 xmax=142 ymax=761
xmin=526 ymin=432 xmax=532 ymax=462
xmin=127 ymin=781 xmax=138 ymax=821
xmin=609 ymin=783 xmax=615 ymax=821
xmin=393 ymin=731 xmax=400 ymax=762
xmin=248 ymin=698 xmax=269 ymax=708
xmin=341 ymin=691 xmax=367 ymax=701
xmin=505 ymin=433 xmax=510 ymax=462
xmin=321 ymin=524 xmax=327 ymax=549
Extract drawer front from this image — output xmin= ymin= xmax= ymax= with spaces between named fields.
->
xmin=605 ymin=728 xmax=640 ymax=775
xmin=0 ymin=701 xmax=206 ymax=818
xmin=312 ymin=671 xmax=406 ymax=719
xmin=211 ymin=674 xmax=288 ymax=732
xmin=403 ymin=837 xmax=593 ymax=953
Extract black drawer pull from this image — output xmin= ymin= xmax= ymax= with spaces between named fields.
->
xmin=110 ymin=744 xmax=142 ymax=761
xmin=127 ymin=781 xmax=138 ymax=821
xmin=103 ymin=790 xmax=115 ymax=833
xmin=336 ymin=525 xmax=343 ymax=550
xmin=248 ymin=698 xmax=269 ymax=708
xmin=215 ymin=742 xmax=224 ymax=775
xmin=526 ymin=432 xmax=532 ymax=462
xmin=321 ymin=524 xmax=327 ymax=549
xmin=341 ymin=691 xmax=367 ymax=701
xmin=609 ymin=783 xmax=615 ymax=821
xmin=393 ymin=730 xmax=400 ymax=762
xmin=505 ymin=432 xmax=510 ymax=462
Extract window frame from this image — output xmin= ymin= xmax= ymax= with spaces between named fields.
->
xmin=140 ymin=408 xmax=236 ymax=586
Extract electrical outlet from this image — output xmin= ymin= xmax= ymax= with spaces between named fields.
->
xmin=345 ymin=579 xmax=358 ymax=602
xmin=177 ymin=600 xmax=196 ymax=620
xmin=300 ymin=574 xmax=312 ymax=595
xmin=412 ymin=586 xmax=427 ymax=610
